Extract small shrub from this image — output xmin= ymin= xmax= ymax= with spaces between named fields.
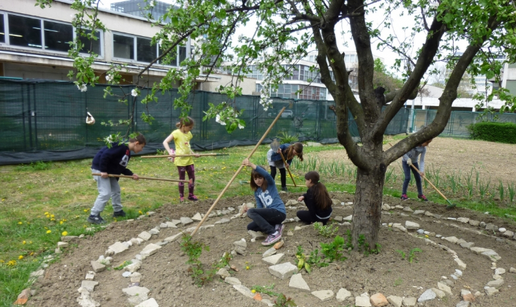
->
xmin=313 ymin=222 xmax=339 ymax=238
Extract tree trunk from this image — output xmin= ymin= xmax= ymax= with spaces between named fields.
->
xmin=352 ymin=163 xmax=386 ymax=250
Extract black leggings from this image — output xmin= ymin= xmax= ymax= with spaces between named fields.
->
xmin=270 ymin=166 xmax=287 ymax=188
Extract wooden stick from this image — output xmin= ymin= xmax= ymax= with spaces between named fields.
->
xmin=91 ymin=173 xmax=189 ymax=183
xmin=279 ymin=151 xmax=297 ymax=187
xmin=140 ymin=153 xmax=229 ymax=158
xmin=191 ymin=107 xmax=287 ymax=237
xmin=239 ymin=180 xmax=297 ymax=187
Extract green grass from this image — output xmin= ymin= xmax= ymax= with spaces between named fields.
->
xmin=1 ymin=140 xmax=515 ymax=305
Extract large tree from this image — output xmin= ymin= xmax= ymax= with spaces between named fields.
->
xmin=38 ymin=0 xmax=516 ymax=249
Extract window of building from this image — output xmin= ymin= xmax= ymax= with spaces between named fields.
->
xmin=8 ymin=14 xmax=42 ymax=49
xmin=44 ymin=20 xmax=73 ymax=52
xmin=137 ymin=37 xmax=156 ymax=62
xmin=78 ymin=29 xmax=102 ymax=55
xmin=0 ymin=14 xmax=4 ymax=43
xmin=113 ymin=33 xmax=135 ymax=60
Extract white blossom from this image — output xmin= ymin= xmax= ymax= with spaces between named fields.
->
xmin=106 ymin=74 xmax=113 ymax=82
xmin=77 ymin=84 xmax=87 ymax=92
xmin=238 ymin=123 xmax=244 ymax=129
xmin=131 ymin=89 xmax=139 ymax=97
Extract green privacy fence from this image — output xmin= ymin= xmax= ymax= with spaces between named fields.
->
xmin=0 ymin=79 xmax=413 ymax=164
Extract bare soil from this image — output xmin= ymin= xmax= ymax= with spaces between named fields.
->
xmin=27 ymin=138 xmax=516 ymax=307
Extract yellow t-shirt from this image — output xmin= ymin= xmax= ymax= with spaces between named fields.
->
xmin=171 ymin=129 xmax=194 ymax=166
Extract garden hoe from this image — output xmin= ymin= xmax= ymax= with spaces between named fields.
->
xmin=409 ymin=164 xmax=456 ymax=210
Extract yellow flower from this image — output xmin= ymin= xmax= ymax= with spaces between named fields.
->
xmin=425 ymin=235 xmax=429 ymax=238
xmin=22 ymin=241 xmax=26 ymax=244
xmin=122 ymin=187 xmax=125 ymax=190
xmin=62 ymin=231 xmax=68 ymax=236
xmin=46 ymin=230 xmax=51 ymax=234
xmin=44 ymin=212 xmax=49 ymax=215
xmin=59 ymin=221 xmax=64 ymax=225
xmin=84 ymin=209 xmax=88 ymax=212
xmin=251 ymin=289 xmax=256 ymax=293
xmin=139 ymin=210 xmax=143 ymax=215
xmin=18 ymin=255 xmax=23 ymax=260
xmin=18 ymin=221 xmax=22 ymax=225
xmin=51 ymin=214 xmax=55 ymax=218
xmin=246 ymin=266 xmax=250 ymax=270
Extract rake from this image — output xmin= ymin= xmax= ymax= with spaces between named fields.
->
xmin=409 ymin=164 xmax=456 ymax=209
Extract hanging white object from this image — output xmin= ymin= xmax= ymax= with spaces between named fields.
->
xmin=86 ymin=112 xmax=95 ymax=125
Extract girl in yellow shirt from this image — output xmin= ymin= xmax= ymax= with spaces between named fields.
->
xmin=163 ymin=116 xmax=200 ymax=201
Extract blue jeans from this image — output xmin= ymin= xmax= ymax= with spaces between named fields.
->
xmin=402 ymin=161 xmax=423 ymax=195
xmin=247 ymin=208 xmax=286 ymax=235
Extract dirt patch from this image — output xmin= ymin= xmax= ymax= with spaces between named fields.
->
xmin=27 ymin=193 xmax=516 ymax=307
xmin=26 ymin=137 xmax=516 ymax=307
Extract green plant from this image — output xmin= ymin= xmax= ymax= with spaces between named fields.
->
xmin=395 ymin=250 xmax=406 ymax=260
xmin=113 ymin=260 xmax=132 ymax=270
xmin=15 ymin=161 xmax=52 ymax=171
xmin=509 ymin=183 xmax=516 ymax=203
xmin=498 ymin=181 xmax=505 ymax=201
xmin=313 ymin=222 xmax=339 ymax=238
xmin=295 ymin=246 xmax=311 ymax=273
xmin=408 ymin=248 xmax=422 ymax=263
xmin=320 ymin=235 xmax=347 ymax=262
xmin=394 ymin=277 xmax=403 ymax=287
xmin=274 ymin=293 xmax=297 ymax=307
xmin=180 ymin=234 xmax=230 ymax=286
xmin=276 ymin=131 xmax=298 ymax=144
xmin=307 ymin=248 xmax=328 ymax=268
xmin=251 ymin=284 xmax=280 ymax=297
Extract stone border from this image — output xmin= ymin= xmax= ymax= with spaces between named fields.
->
xmin=23 ymin=199 xmax=516 ymax=307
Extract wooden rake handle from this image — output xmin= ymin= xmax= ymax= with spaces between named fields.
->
xmin=279 ymin=151 xmax=297 ymax=187
xmin=408 ymin=164 xmax=448 ymax=201
xmin=140 ymin=153 xmax=229 ymax=158
xmin=91 ymin=173 xmax=190 ymax=183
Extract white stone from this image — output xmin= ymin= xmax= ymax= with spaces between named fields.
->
xmin=268 ymin=262 xmax=298 ymax=279
xmin=138 ymin=231 xmax=152 ymax=241
xmin=224 ymin=277 xmax=241 ymax=285
xmin=233 ymin=284 xmax=254 ymax=298
xmin=135 ymin=298 xmax=159 ymax=307
xmin=140 ymin=243 xmax=162 ymax=259
xmin=386 ymin=295 xmax=403 ymax=307
xmin=311 ymin=290 xmax=334 ymax=301
xmin=418 ymin=289 xmax=436 ymax=302
xmin=289 ymin=274 xmax=310 ymax=291
xmin=355 ymin=295 xmax=372 ymax=306
xmin=336 ymin=288 xmax=352 ymax=302
xmin=262 ymin=253 xmax=285 ymax=265
xmin=180 ymin=217 xmax=194 ymax=225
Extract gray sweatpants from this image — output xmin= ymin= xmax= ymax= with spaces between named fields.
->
xmin=90 ymin=168 xmax=123 ymax=215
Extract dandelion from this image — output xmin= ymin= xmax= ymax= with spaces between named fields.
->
xmin=0 ymin=260 xmax=4 ymax=263
xmin=84 ymin=209 xmax=88 ymax=212
xmin=139 ymin=210 xmax=143 ymax=215
xmin=7 ymin=260 xmax=16 ymax=266
xmin=22 ymin=241 xmax=26 ymax=244
xmin=46 ymin=230 xmax=51 ymax=234
xmin=60 ymin=221 xmax=64 ymax=225
xmin=251 ymin=289 xmax=256 ymax=293
xmin=246 ymin=266 xmax=250 ymax=270
xmin=131 ymin=88 xmax=139 ymax=97
xmin=18 ymin=255 xmax=23 ymax=260
xmin=18 ymin=221 xmax=22 ymax=225
xmin=62 ymin=231 xmax=68 ymax=236
xmin=425 ymin=235 xmax=429 ymax=238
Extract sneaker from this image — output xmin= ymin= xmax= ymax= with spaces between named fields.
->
xmin=261 ymin=230 xmax=282 ymax=246
xmin=281 ymin=186 xmax=288 ymax=192
xmin=275 ymin=224 xmax=285 ymax=237
xmin=418 ymin=195 xmax=428 ymax=201
xmin=401 ymin=194 xmax=408 ymax=200
xmin=113 ymin=210 xmax=126 ymax=217
xmin=180 ymin=196 xmax=184 ymax=202
xmin=188 ymin=195 xmax=199 ymax=201
xmin=87 ymin=214 xmax=105 ymax=224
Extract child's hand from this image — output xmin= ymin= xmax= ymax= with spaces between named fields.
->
xmin=298 ymin=196 xmax=304 ymax=201
xmin=168 ymin=149 xmax=175 ymax=162
xmin=100 ymin=172 xmax=109 ymax=178
xmin=194 ymin=153 xmax=200 ymax=158
xmin=132 ymin=174 xmax=139 ymax=180
xmin=242 ymin=158 xmax=250 ymax=166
